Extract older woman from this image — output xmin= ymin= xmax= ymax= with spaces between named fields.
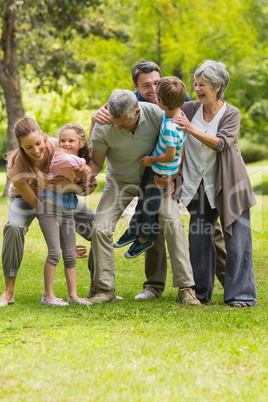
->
xmin=175 ymin=60 xmax=257 ymax=307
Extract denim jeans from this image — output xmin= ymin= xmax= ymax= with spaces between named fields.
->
xmin=128 ymin=167 xmax=164 ymax=241
xmin=188 ymin=183 xmax=256 ymax=306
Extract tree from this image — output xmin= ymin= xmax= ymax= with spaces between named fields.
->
xmin=1 ymin=0 xmax=267 ymax=185
xmin=0 ymin=0 xmax=127 ymax=194
xmin=0 ymin=1 xmax=25 ymax=153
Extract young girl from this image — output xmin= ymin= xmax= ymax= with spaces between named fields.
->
xmin=39 ymin=123 xmax=94 ymax=306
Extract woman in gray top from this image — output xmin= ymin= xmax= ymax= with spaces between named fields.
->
xmin=175 ymin=60 xmax=257 ymax=307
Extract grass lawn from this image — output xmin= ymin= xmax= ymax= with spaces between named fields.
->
xmin=0 ymin=166 xmax=268 ymax=401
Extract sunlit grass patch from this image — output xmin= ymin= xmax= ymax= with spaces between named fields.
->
xmin=0 ymin=165 xmax=268 ymax=401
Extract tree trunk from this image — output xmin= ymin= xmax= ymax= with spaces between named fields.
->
xmin=0 ymin=4 xmax=25 ymax=196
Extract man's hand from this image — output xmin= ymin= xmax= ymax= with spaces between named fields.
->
xmin=76 ymin=245 xmax=88 ymax=259
xmin=92 ymin=104 xmax=111 ymax=125
xmin=163 ymin=180 xmax=175 ymax=198
xmin=153 ymin=175 xmax=175 ymax=198
xmin=140 ymin=156 xmax=153 ymax=167
xmin=48 ymin=176 xmax=72 ymax=192
xmin=79 ymin=178 xmax=98 ymax=196
xmin=72 ymin=165 xmax=92 ymax=180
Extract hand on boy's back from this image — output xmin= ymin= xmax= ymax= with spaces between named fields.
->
xmin=140 ymin=156 xmax=153 ymax=167
xmin=92 ymin=103 xmax=111 ymax=125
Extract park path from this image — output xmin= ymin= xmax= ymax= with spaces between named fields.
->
xmin=247 ymin=165 xmax=268 ymax=172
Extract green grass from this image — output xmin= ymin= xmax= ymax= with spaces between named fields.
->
xmin=247 ymin=159 xmax=268 ymax=167
xmin=0 ymin=167 xmax=268 ymax=401
xmin=247 ymin=163 xmax=268 ymax=196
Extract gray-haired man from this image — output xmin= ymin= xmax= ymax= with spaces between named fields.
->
xmin=88 ymin=89 xmax=198 ymax=303
xmin=90 ymin=60 xmax=225 ymax=302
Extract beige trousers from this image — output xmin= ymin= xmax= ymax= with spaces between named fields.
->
xmin=91 ymin=176 xmax=195 ymax=291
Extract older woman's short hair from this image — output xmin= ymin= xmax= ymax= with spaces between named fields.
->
xmin=194 ymin=60 xmax=229 ymax=99
xmin=108 ymin=89 xmax=139 ymax=119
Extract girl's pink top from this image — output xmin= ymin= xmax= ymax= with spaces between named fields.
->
xmin=47 ymin=150 xmax=86 ymax=183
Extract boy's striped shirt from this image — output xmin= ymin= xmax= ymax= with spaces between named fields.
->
xmin=151 ymin=114 xmax=186 ymax=176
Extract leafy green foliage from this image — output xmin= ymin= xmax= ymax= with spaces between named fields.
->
xmin=239 ymin=138 xmax=268 ymax=164
xmin=1 ymin=0 xmax=268 ymax=162
xmin=12 ymin=0 xmax=129 ymax=93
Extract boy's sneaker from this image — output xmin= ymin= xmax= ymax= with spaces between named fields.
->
xmin=177 ymin=288 xmax=201 ymax=305
xmin=113 ymin=231 xmax=137 ymax=248
xmin=125 ymin=239 xmax=154 ymax=259
xmin=88 ymin=289 xmax=117 ymax=304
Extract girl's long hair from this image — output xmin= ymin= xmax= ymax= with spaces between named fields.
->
xmin=58 ymin=123 xmax=91 ymax=164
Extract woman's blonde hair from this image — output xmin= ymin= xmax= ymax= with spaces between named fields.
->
xmin=58 ymin=123 xmax=91 ymax=164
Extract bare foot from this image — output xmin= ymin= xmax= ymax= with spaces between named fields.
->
xmin=43 ymin=294 xmax=57 ymax=301
xmin=68 ymin=295 xmax=79 ymax=301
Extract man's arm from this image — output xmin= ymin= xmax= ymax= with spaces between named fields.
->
xmin=89 ymin=104 xmax=111 ymax=138
xmin=89 ymin=149 xmax=106 ymax=177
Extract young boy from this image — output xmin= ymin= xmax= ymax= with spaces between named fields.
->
xmin=114 ymin=76 xmax=187 ymax=258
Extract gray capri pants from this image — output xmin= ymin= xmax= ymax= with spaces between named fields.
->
xmin=39 ymin=201 xmax=76 ymax=268
xmin=2 ymin=196 xmax=95 ymax=277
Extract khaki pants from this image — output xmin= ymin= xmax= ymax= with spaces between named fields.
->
xmin=92 ymin=176 xmax=195 ymax=291
xmin=144 ymin=215 xmax=226 ymax=296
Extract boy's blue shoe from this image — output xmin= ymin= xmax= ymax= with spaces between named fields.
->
xmin=113 ymin=231 xmax=138 ymax=248
xmin=124 ymin=239 xmax=154 ymax=258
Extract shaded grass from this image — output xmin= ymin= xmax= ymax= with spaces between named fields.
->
xmin=0 ymin=169 xmax=268 ymax=401
xmin=247 ymin=165 xmax=268 ymax=195
xmin=247 ymin=159 xmax=268 ymax=167
xmin=253 ymin=177 xmax=268 ymax=196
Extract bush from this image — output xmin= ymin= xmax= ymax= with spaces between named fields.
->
xmin=239 ymin=137 xmax=268 ymax=163
xmin=0 ymin=134 xmax=7 ymax=167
